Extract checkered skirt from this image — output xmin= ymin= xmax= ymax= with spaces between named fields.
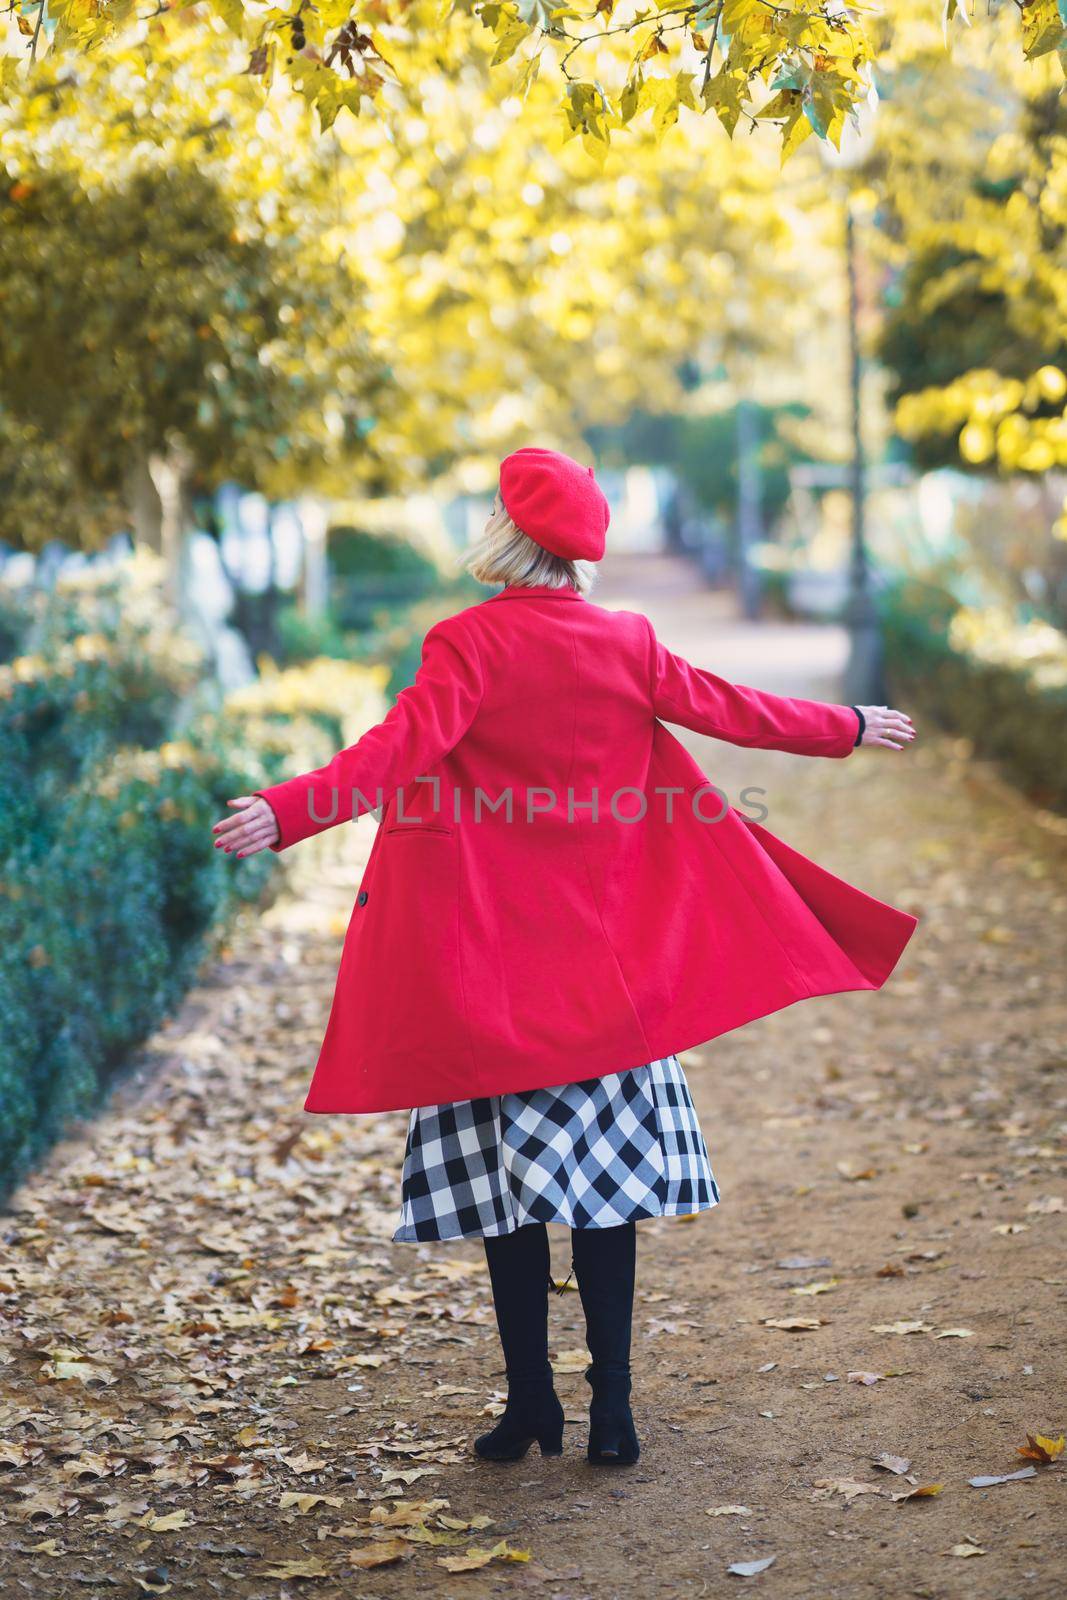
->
xmin=393 ymin=1055 xmax=720 ymax=1241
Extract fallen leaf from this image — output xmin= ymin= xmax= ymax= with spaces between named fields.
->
xmin=1016 ymin=1433 xmax=1064 ymax=1464
xmin=870 ymin=1321 xmax=932 ymax=1336
xmin=934 ymin=1328 xmax=973 ymax=1339
xmin=279 ymin=1451 xmax=326 ymax=1474
xmin=369 ymin=1499 xmax=450 ymax=1527
xmin=350 ymin=1539 xmax=414 ymax=1568
xmin=437 ymin=1540 xmax=530 ymax=1572
xmin=132 ymin=1572 xmax=171 ymax=1595
xmin=836 ymin=1163 xmax=877 ymax=1181
xmin=789 ymin=1280 xmax=838 ymax=1297
xmin=946 ymin=1543 xmax=986 ymax=1557
xmin=811 ymin=1479 xmax=883 ymax=1503
xmin=892 ymin=1483 xmax=943 ymax=1501
xmin=847 ymin=1372 xmax=884 ymax=1386
xmin=41 ymin=1358 xmax=116 ymax=1386
xmin=706 ymin=1505 xmax=754 ymax=1517
xmin=62 ymin=1452 xmax=117 ymax=1479
xmin=278 ymin=1493 xmax=344 ymax=1513
xmin=550 ymin=1348 xmax=589 ymax=1374
xmin=138 ymin=1509 xmax=191 ymax=1532
xmin=871 ymin=1454 xmax=911 ymax=1475
xmin=761 ymin=1317 xmax=826 ymax=1332
xmin=261 ymin=1556 xmax=332 ymax=1578
xmin=1025 ymin=1196 xmax=1063 ymax=1215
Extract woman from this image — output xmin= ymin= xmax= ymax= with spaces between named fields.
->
xmin=212 ymin=446 xmax=917 ymax=1469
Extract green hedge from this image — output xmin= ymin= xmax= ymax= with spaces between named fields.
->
xmin=0 ymin=559 xmax=203 ymax=842
xmin=880 ymin=576 xmax=1067 ymax=811
xmin=0 ymin=556 xmax=385 ymax=1200
xmin=0 ymin=711 xmax=339 ymax=1194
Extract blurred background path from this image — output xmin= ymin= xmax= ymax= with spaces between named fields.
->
xmin=4 ymin=555 xmax=1065 ymax=1599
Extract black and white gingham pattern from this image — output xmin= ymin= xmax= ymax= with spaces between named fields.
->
xmin=393 ymin=1055 xmax=720 ymax=1242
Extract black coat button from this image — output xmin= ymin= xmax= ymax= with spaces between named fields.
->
xmin=357 ymin=890 xmax=368 ymax=907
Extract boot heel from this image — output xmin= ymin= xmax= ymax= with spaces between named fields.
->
xmin=537 ymin=1426 xmax=565 ymax=1457
xmin=585 ymin=1371 xmax=640 ymax=1466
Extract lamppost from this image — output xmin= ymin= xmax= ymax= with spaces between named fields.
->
xmin=735 ymin=394 xmax=763 ymax=621
xmin=819 ymin=93 xmax=886 ymax=704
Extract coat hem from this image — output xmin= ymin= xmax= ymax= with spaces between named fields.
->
xmin=302 ymin=919 xmax=915 ymax=1115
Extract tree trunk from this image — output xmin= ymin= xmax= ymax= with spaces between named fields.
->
xmin=298 ymin=493 xmax=330 ymax=620
xmin=123 ymin=453 xmax=164 ymax=553
xmin=148 ymin=446 xmax=196 ymax=619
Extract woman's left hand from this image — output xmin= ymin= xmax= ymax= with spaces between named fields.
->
xmin=855 ymin=705 xmax=915 ymax=750
xmin=212 ymin=795 xmax=280 ymax=857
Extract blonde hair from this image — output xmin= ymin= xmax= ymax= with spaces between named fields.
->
xmin=463 ymin=492 xmax=597 ymax=595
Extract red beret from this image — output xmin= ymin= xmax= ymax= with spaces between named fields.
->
xmin=499 ymin=446 xmax=610 ymax=562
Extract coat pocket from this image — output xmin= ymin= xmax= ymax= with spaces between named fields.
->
xmin=345 ymin=823 xmax=466 ymax=1067
xmin=383 ymin=820 xmax=454 ymax=836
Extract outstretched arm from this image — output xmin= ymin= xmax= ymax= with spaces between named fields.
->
xmin=213 ymin=617 xmax=484 ymax=856
xmin=647 ymin=619 xmax=913 ymax=758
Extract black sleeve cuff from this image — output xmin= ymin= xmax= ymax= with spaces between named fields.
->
xmin=850 ymin=705 xmax=865 ymax=748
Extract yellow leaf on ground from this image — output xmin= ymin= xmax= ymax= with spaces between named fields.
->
xmin=261 ymin=1556 xmax=332 ymax=1578
xmin=138 ymin=1509 xmax=191 ymax=1532
xmin=278 ymin=1492 xmax=344 ymax=1513
xmin=1017 ymin=1432 xmax=1065 ymax=1463
xmin=438 ymin=1540 xmax=530 ymax=1572
xmin=279 ymin=1451 xmax=326 ymax=1473
xmin=369 ymin=1499 xmax=450 ymax=1527
xmin=350 ymin=1539 xmax=413 ymax=1568
xmin=551 ymin=1347 xmax=590 ymax=1373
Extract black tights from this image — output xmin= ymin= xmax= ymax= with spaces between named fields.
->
xmin=482 ymin=1220 xmax=636 ymax=1387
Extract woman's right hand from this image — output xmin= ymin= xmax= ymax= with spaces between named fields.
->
xmin=212 ymin=795 xmax=281 ymax=857
xmin=855 ymin=705 xmax=915 ymax=750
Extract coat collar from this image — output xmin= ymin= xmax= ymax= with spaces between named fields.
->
xmin=488 ymin=583 xmax=586 ymax=602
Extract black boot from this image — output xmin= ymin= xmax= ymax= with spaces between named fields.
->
xmin=571 ymin=1221 xmax=640 ymax=1466
xmin=475 ymin=1223 xmax=565 ymax=1462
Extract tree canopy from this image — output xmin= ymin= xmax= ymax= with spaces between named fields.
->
xmin=2 ymin=0 xmax=1063 ymax=160
xmin=0 ymin=19 xmax=814 ymax=546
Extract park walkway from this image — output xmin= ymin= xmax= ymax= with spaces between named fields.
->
xmin=3 ymin=555 xmax=1065 ymax=1599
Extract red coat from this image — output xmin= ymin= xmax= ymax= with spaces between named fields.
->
xmin=257 ymin=584 xmax=917 ymax=1113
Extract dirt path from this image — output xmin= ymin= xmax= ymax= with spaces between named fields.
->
xmin=4 ymin=557 xmax=1066 ymax=1600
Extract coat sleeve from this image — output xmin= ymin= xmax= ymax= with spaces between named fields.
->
xmin=646 ymin=617 xmax=861 ymax=759
xmin=255 ymin=617 xmax=484 ymax=851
